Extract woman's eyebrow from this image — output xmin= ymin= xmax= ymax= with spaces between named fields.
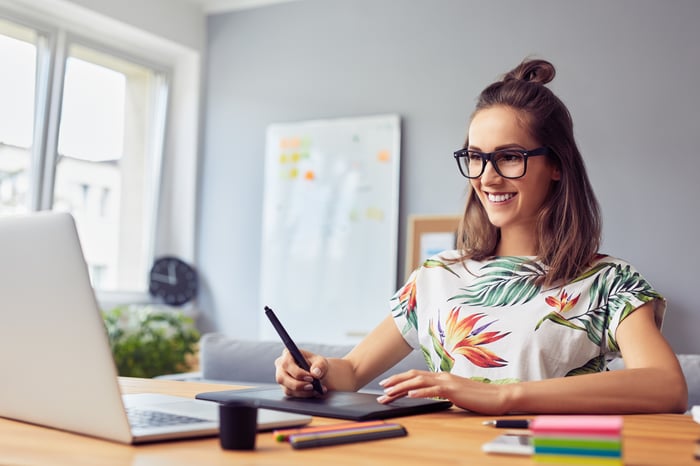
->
xmin=467 ymin=143 xmax=527 ymax=152
xmin=493 ymin=143 xmax=527 ymax=151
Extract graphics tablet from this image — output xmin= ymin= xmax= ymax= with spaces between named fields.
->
xmin=196 ymin=387 xmax=452 ymax=421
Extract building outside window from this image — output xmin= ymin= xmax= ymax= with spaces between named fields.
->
xmin=0 ymin=15 xmax=169 ymax=295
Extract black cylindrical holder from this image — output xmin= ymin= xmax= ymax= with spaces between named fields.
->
xmin=218 ymin=400 xmax=258 ymax=450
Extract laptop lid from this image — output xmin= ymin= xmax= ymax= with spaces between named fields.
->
xmin=0 ymin=212 xmax=137 ymax=443
xmin=196 ymin=386 xmax=453 ymax=421
xmin=0 ymin=212 xmax=310 ymax=444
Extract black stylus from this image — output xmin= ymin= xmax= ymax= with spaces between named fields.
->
xmin=264 ymin=306 xmax=324 ymax=395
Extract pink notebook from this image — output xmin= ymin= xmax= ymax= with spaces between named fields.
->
xmin=530 ymin=415 xmax=623 ymax=437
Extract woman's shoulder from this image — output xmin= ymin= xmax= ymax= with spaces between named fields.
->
xmin=575 ymin=253 xmax=649 ymax=282
xmin=588 ymin=253 xmax=636 ymax=268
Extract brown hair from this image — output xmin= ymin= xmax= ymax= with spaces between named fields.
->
xmin=456 ymin=58 xmax=601 ymax=287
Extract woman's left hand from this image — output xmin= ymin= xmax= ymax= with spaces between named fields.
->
xmin=377 ymin=369 xmax=512 ymax=415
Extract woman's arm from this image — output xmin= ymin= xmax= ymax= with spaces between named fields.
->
xmin=274 ymin=314 xmax=413 ymax=396
xmin=379 ymin=302 xmax=688 ymax=414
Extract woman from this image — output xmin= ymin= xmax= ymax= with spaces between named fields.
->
xmin=274 ymin=58 xmax=688 ymax=415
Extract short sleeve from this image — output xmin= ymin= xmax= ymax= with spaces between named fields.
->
xmin=604 ymin=261 xmax=665 ymax=352
xmin=389 ymin=268 xmax=420 ymax=350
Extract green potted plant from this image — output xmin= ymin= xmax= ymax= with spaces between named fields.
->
xmin=102 ymin=305 xmax=200 ymax=378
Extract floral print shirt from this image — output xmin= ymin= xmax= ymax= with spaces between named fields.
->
xmin=391 ymin=251 xmax=665 ymax=383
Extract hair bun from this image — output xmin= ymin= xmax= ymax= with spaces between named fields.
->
xmin=503 ymin=58 xmax=555 ymax=85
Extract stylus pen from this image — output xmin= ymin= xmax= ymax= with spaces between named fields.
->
xmin=482 ymin=419 xmax=531 ymax=429
xmin=264 ymin=306 xmax=324 ymax=395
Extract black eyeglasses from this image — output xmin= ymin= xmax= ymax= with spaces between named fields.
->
xmin=453 ymin=146 xmax=550 ymax=179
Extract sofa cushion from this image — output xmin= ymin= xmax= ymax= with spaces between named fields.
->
xmin=678 ymin=354 xmax=700 ymax=410
xmin=199 ymin=333 xmax=427 ymax=392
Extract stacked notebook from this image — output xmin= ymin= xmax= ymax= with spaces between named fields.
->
xmin=530 ymin=415 xmax=623 ymax=465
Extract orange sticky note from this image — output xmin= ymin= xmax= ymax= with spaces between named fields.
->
xmin=377 ymin=150 xmax=390 ymax=162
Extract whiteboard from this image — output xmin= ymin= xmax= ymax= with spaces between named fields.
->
xmin=259 ymin=115 xmax=401 ymax=344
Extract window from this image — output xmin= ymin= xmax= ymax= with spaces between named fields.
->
xmin=54 ymin=44 xmax=168 ymax=292
xmin=0 ymin=18 xmax=37 ymax=215
xmin=0 ymin=16 xmax=169 ymax=296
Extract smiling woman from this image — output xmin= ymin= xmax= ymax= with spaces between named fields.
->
xmin=465 ymin=105 xmax=561 ymax=254
xmin=273 ymin=58 xmax=688 ymax=417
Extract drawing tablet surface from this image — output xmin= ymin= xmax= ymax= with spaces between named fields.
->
xmin=196 ymin=387 xmax=452 ymax=421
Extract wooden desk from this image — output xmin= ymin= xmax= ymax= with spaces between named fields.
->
xmin=0 ymin=377 xmax=698 ymax=465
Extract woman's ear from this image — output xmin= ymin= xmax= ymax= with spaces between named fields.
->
xmin=551 ymin=166 xmax=562 ymax=181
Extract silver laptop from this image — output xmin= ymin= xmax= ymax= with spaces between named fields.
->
xmin=0 ymin=211 xmax=310 ymax=444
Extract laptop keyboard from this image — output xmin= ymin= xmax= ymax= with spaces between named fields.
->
xmin=126 ymin=407 xmax=210 ymax=429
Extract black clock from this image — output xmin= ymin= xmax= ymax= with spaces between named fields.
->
xmin=148 ymin=256 xmax=198 ymax=306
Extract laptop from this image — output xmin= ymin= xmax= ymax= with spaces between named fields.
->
xmin=196 ymin=386 xmax=453 ymax=421
xmin=0 ymin=211 xmax=310 ymax=444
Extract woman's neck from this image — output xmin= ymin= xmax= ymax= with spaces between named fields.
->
xmin=495 ymin=226 xmax=537 ymax=257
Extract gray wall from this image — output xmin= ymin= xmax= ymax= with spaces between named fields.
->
xmin=197 ymin=0 xmax=700 ymax=354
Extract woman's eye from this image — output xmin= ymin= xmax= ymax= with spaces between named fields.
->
xmin=498 ymin=151 xmax=524 ymax=163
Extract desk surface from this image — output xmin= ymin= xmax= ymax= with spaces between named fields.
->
xmin=0 ymin=377 xmax=698 ymax=466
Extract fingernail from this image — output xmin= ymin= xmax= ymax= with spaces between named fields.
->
xmin=378 ymin=378 xmax=388 ymax=386
xmin=377 ymin=395 xmax=388 ymax=403
xmin=312 ymin=368 xmax=322 ymax=377
xmin=303 ymin=384 xmax=313 ymax=391
xmin=303 ymin=376 xmax=313 ymax=382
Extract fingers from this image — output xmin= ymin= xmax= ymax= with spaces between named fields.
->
xmin=274 ymin=348 xmax=327 ymax=397
xmin=377 ymin=370 xmax=442 ymax=404
xmin=376 ymin=370 xmax=419 ymax=403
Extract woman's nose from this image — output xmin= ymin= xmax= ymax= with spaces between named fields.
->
xmin=479 ymin=160 xmax=501 ymax=184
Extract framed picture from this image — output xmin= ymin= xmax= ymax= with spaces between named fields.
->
xmin=406 ymin=214 xmax=462 ymax=279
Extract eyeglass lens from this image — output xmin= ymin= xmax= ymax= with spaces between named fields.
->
xmin=462 ymin=150 xmax=527 ymax=179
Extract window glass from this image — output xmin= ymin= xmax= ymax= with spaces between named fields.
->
xmin=54 ymin=44 xmax=167 ymax=292
xmin=0 ymin=19 xmax=37 ymax=216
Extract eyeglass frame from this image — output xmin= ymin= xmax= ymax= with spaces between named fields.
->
xmin=452 ymin=146 xmax=550 ymax=179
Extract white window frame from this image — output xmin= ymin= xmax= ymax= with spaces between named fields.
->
xmin=0 ymin=2 xmax=200 ymax=310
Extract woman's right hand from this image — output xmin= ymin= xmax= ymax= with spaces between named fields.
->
xmin=274 ymin=348 xmax=329 ymax=397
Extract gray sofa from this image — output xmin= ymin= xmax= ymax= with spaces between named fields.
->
xmin=173 ymin=332 xmax=428 ymax=392
xmin=164 ymin=333 xmax=700 ymax=410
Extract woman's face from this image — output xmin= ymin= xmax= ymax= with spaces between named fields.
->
xmin=467 ymin=105 xmax=560 ymax=233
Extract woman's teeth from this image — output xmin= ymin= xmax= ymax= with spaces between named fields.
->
xmin=487 ymin=193 xmax=515 ymax=203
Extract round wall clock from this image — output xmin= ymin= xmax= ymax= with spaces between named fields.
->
xmin=148 ymin=256 xmax=198 ymax=306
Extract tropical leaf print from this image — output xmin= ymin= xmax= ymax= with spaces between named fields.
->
xmin=536 ymin=260 xmax=662 ymax=348
xmin=469 ymin=376 xmax=521 ymax=384
xmin=583 ymin=261 xmax=660 ymax=346
xmin=536 ymin=282 xmax=607 ymax=346
xmin=420 ymin=345 xmax=436 ymax=372
xmin=391 ymin=274 xmax=418 ymax=333
xmin=428 ymin=307 xmax=511 ymax=371
xmin=535 ymin=289 xmax=584 ymax=331
xmin=603 ymin=263 xmax=662 ymax=314
xmin=422 ymin=259 xmax=460 ymax=278
xmin=566 ymin=355 xmax=606 ymax=376
xmin=568 ymin=260 xmax=611 ymax=285
xmin=428 ymin=322 xmax=455 ymax=372
xmin=449 ymin=257 xmax=545 ymax=307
